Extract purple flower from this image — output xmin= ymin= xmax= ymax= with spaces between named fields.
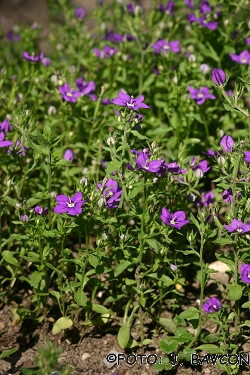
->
xmin=127 ymin=3 xmax=134 ymax=14
xmin=196 ymin=190 xmax=214 ymax=207
xmin=97 ymin=179 xmax=122 ymax=209
xmin=153 ymin=66 xmax=159 ymax=75
xmin=0 ymin=119 xmax=12 ymax=133
xmin=112 ymin=90 xmax=150 ymax=111
xmin=184 ymin=0 xmax=193 ymax=8
xmin=6 ymin=30 xmax=21 ymax=42
xmin=200 ymin=0 xmax=211 ymax=13
xmin=240 ymin=264 xmax=250 ymax=284
xmin=230 ymin=50 xmax=250 ymax=64
xmin=76 ymin=78 xmax=95 ymax=95
xmin=0 ymin=132 xmax=12 ymax=148
xmin=244 ymin=151 xmax=250 ymax=163
xmin=224 ymin=219 xmax=250 ymax=234
xmin=7 ymin=139 xmax=28 ymax=156
xmin=222 ymin=189 xmax=233 ymax=205
xmin=20 ymin=214 xmax=29 ymax=222
xmin=168 ymin=162 xmax=187 ymax=174
xmin=54 ymin=191 xmax=86 ymax=216
xmin=200 ymin=63 xmax=210 ymax=74
xmin=202 ymin=297 xmax=222 ymax=313
xmin=220 ymin=135 xmax=234 ymax=152
xmin=41 ymin=57 xmax=51 ymax=66
xmin=94 ymin=46 xmax=117 ymax=59
xmin=64 ymin=149 xmax=74 ymax=162
xmin=160 ymin=207 xmax=189 ymax=229
xmin=33 ymin=206 xmax=48 ymax=215
xmin=247 ymin=38 xmax=250 ymax=45
xmin=101 ymin=98 xmax=112 ymax=105
xmin=159 ymin=1 xmax=175 ymax=14
xmin=212 ymin=68 xmax=226 ymax=86
xmin=188 ymin=86 xmax=216 ymax=105
xmin=23 ymin=51 xmax=44 ymax=62
xmin=75 ymin=6 xmax=86 ymax=19
xmin=188 ymin=14 xmax=218 ymax=29
xmin=58 ymin=83 xmax=81 ymax=102
xmin=152 ymin=39 xmax=180 ymax=54
xmin=170 ymin=264 xmax=177 ymax=272
xmin=190 ymin=157 xmax=210 ymax=177
xmin=104 ymin=31 xmax=124 ymax=43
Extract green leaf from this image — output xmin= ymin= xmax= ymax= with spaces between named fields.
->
xmin=29 ymin=271 xmax=43 ymax=288
xmin=159 ymin=338 xmax=178 ymax=354
xmin=50 ymin=291 xmax=60 ymax=300
xmin=118 ymin=322 xmax=130 ymax=349
xmin=196 ymin=344 xmax=220 ymax=354
xmin=242 ymin=320 xmax=250 ymax=327
xmin=142 ymin=339 xmax=151 ymax=346
xmin=128 ymin=184 xmax=144 ymax=200
xmin=74 ymin=288 xmax=87 ymax=307
xmin=145 ymin=238 xmax=159 ymax=252
xmin=147 ymin=273 xmax=174 ymax=287
xmin=52 ymin=317 xmax=73 ymax=334
xmin=154 ymin=357 xmax=172 ymax=371
xmin=32 ymin=191 xmax=50 ymax=199
xmin=114 ymin=260 xmax=131 ymax=277
xmin=179 ymin=306 xmax=199 ymax=321
xmin=159 ymin=318 xmax=176 ymax=333
xmin=213 ymin=237 xmax=232 ymax=245
xmin=189 ymin=213 xmax=200 ymax=229
xmin=1 ymin=250 xmax=19 ymax=266
xmin=174 ymin=328 xmax=193 ymax=343
xmin=215 ymin=254 xmax=234 ymax=272
xmin=92 ymin=304 xmax=115 ymax=315
xmin=88 ymin=254 xmax=98 ymax=268
xmin=228 ymin=284 xmax=242 ymax=301
xmin=106 ymin=159 xmax=122 ymax=175
xmin=242 ymin=301 xmax=250 ymax=308
xmin=56 ymin=159 xmax=72 ymax=167
xmin=130 ymin=130 xmax=149 ymax=140
xmin=0 ymin=347 xmax=18 ymax=359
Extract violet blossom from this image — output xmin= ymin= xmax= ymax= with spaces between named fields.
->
xmin=167 ymin=162 xmax=187 ymax=175
xmin=159 ymin=1 xmax=175 ymax=14
xmin=75 ymin=6 xmax=86 ymax=19
xmin=94 ymin=46 xmax=117 ymax=59
xmin=0 ymin=132 xmax=12 ymax=148
xmin=31 ymin=206 xmax=48 ymax=215
xmin=230 ymin=50 xmax=250 ymax=64
xmin=75 ymin=78 xmax=97 ymax=100
xmin=240 ymin=264 xmax=250 ymax=284
xmin=6 ymin=30 xmax=21 ymax=42
xmin=224 ymin=219 xmax=250 ymax=234
xmin=64 ymin=149 xmax=74 ymax=162
xmin=211 ymin=68 xmax=226 ymax=86
xmin=247 ymin=38 xmax=250 ymax=45
xmin=160 ymin=207 xmax=190 ymax=229
xmin=112 ymin=90 xmax=150 ymax=111
xmin=0 ymin=119 xmax=12 ymax=133
xmin=58 ymin=83 xmax=81 ymax=102
xmin=244 ymin=151 xmax=250 ymax=163
xmin=190 ymin=157 xmax=210 ymax=177
xmin=7 ymin=139 xmax=29 ymax=156
xmin=220 ymin=135 xmax=234 ymax=152
xmin=222 ymin=189 xmax=233 ymax=205
xmin=188 ymin=14 xmax=218 ymax=29
xmin=20 ymin=214 xmax=29 ymax=222
xmin=104 ymin=31 xmax=124 ymax=43
xmin=188 ymin=86 xmax=216 ymax=105
xmin=41 ymin=57 xmax=51 ymax=66
xmin=23 ymin=51 xmax=44 ymax=62
xmin=54 ymin=191 xmax=87 ymax=216
xmin=202 ymin=297 xmax=222 ymax=313
xmin=97 ymin=179 xmax=122 ymax=209
xmin=196 ymin=190 xmax=214 ymax=207
xmin=101 ymin=98 xmax=112 ymax=105
xmin=152 ymin=39 xmax=180 ymax=54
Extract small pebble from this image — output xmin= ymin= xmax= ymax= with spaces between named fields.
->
xmin=81 ymin=352 xmax=90 ymax=361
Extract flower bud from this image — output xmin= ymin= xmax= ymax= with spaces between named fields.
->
xmin=218 ymin=156 xmax=226 ymax=166
xmin=211 ymin=68 xmax=226 ymax=86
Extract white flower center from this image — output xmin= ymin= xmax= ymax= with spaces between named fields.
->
xmin=127 ymin=101 xmax=134 ymax=108
xmin=213 ymin=304 xmax=217 ymax=309
xmin=67 ymin=199 xmax=75 ymax=208
xmin=67 ymin=92 xmax=73 ymax=97
xmin=197 ymin=93 xmax=204 ymax=98
xmin=237 ymin=226 xmax=242 ymax=233
xmin=241 ymin=58 xmax=247 ymax=63
xmin=170 ymin=216 xmax=177 ymax=224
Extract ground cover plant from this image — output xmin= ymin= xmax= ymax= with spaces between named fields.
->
xmin=1 ymin=0 xmax=250 ymax=374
